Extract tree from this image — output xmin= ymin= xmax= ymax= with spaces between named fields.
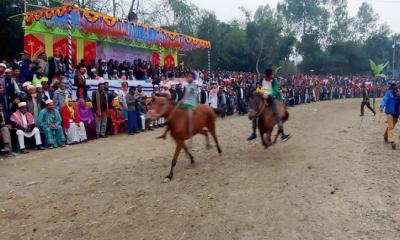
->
xmin=277 ymin=0 xmax=329 ymax=39
xmin=356 ymin=2 xmax=379 ymax=42
xmin=166 ymin=0 xmax=200 ymax=35
xmin=328 ymin=0 xmax=351 ymax=44
xmin=0 ymin=0 xmax=24 ymax=60
xmin=248 ymin=5 xmax=295 ymax=76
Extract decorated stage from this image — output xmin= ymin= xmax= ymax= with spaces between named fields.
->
xmin=23 ymin=6 xmax=211 ymax=68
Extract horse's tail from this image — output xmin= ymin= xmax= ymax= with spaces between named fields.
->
xmin=282 ymin=110 xmax=289 ymax=122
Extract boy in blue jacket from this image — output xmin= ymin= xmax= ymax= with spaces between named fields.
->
xmin=380 ymin=82 xmax=400 ymax=150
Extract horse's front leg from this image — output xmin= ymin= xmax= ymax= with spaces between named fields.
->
xmin=272 ymin=128 xmax=280 ymax=144
xmin=157 ymin=128 xmax=169 ymax=140
xmin=164 ymin=141 xmax=183 ymax=183
xmin=260 ymin=130 xmax=267 ymax=148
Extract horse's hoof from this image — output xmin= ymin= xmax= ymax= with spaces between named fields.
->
xmin=163 ymin=177 xmax=171 ymax=183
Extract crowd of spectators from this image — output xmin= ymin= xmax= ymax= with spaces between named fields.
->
xmin=0 ymin=51 xmax=389 ymax=157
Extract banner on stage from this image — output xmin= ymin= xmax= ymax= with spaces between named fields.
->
xmin=96 ymin=42 xmax=152 ymax=63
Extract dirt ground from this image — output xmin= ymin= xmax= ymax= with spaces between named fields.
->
xmin=1 ymin=99 xmax=400 ymax=240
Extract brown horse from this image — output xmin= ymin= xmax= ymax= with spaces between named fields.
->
xmin=148 ymin=97 xmax=222 ymax=182
xmin=248 ymin=93 xmax=289 ymax=148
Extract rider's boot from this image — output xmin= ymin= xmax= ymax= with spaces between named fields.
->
xmin=247 ymin=128 xmax=257 ymax=141
xmin=278 ymin=129 xmax=291 ymax=142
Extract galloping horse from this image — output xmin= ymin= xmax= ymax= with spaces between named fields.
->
xmin=248 ymin=93 xmax=290 ymax=148
xmin=148 ymin=96 xmax=222 ymax=182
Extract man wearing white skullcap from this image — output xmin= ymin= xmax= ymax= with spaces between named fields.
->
xmin=38 ymin=99 xmax=65 ymax=148
xmin=10 ymin=102 xmax=45 ymax=153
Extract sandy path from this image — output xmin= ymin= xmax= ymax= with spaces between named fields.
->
xmin=1 ymin=99 xmax=400 ymax=240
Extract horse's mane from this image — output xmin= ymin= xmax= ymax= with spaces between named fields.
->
xmin=252 ymin=92 xmax=264 ymax=99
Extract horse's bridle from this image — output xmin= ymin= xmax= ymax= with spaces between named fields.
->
xmin=151 ymin=99 xmax=180 ymax=123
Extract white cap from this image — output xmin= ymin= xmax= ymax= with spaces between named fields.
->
xmin=18 ymin=102 xmax=27 ymax=108
xmin=45 ymin=99 xmax=54 ymax=105
xmin=0 ymin=63 xmax=6 ymax=69
xmin=91 ymin=68 xmax=97 ymax=72
xmin=22 ymin=81 xmax=32 ymax=88
xmin=5 ymin=68 xmax=11 ymax=73
xmin=36 ymin=84 xmax=43 ymax=88
xmin=27 ymin=85 xmax=35 ymax=90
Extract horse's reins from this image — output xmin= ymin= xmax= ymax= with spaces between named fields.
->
xmin=255 ymin=99 xmax=267 ymax=117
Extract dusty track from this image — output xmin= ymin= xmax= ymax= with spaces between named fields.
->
xmin=1 ymin=99 xmax=400 ymax=240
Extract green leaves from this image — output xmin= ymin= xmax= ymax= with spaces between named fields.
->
xmin=369 ymin=59 xmax=389 ymax=77
xmin=272 ymin=66 xmax=282 ymax=74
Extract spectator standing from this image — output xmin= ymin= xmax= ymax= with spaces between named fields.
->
xmin=126 ymin=86 xmax=139 ymax=135
xmin=379 ymin=82 xmax=400 ymax=150
xmin=53 ymin=82 xmax=69 ymax=110
xmin=32 ymin=67 xmax=49 ymax=87
xmin=92 ymin=83 xmax=109 ymax=138
xmin=75 ymin=66 xmax=89 ymax=100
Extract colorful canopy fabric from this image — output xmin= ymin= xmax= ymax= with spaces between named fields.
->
xmin=24 ymin=6 xmax=211 ymax=51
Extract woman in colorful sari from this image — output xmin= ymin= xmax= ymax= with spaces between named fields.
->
xmin=77 ymin=98 xmax=96 ymax=140
xmin=38 ymin=99 xmax=65 ymax=148
xmin=61 ymin=98 xmax=87 ymax=144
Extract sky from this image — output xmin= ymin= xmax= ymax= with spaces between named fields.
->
xmin=188 ymin=0 xmax=400 ymax=33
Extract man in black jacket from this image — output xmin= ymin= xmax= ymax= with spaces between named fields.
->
xmin=48 ymin=54 xmax=65 ymax=83
xmin=236 ymin=84 xmax=246 ymax=115
xmin=169 ymin=84 xmax=178 ymax=103
xmin=200 ymin=85 xmax=208 ymax=105
xmin=360 ymin=84 xmax=376 ymax=116
xmin=92 ymin=83 xmax=109 ymax=138
xmin=176 ymin=83 xmax=184 ymax=101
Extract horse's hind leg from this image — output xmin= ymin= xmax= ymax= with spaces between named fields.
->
xmin=207 ymin=120 xmax=222 ymax=155
xmin=164 ymin=141 xmax=183 ymax=183
xmin=182 ymin=142 xmax=195 ymax=165
xmin=199 ymin=129 xmax=211 ymax=149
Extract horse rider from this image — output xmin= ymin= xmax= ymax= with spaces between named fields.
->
xmin=247 ymin=69 xmax=290 ymax=142
xmin=180 ymin=72 xmax=199 ymax=136
xmin=158 ymin=72 xmax=198 ymax=139
xmin=379 ymin=81 xmax=400 ymax=150
xmin=360 ymin=83 xmax=376 ymax=117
